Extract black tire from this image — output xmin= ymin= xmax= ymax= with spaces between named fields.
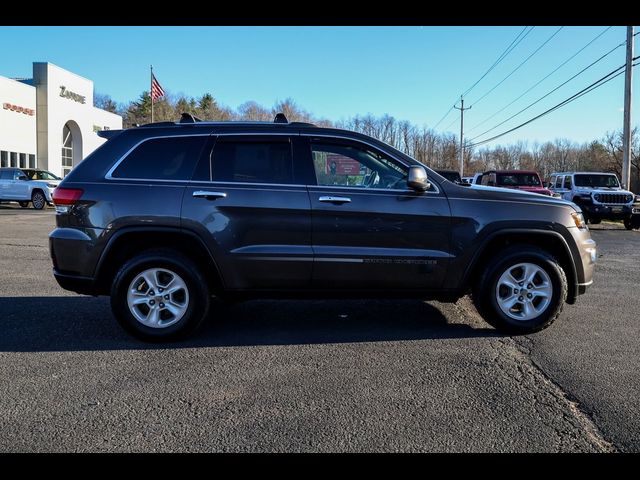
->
xmin=589 ymin=218 xmax=601 ymax=225
xmin=31 ymin=190 xmax=45 ymax=210
xmin=110 ymin=249 xmax=211 ymax=342
xmin=624 ymin=218 xmax=640 ymax=230
xmin=18 ymin=201 xmax=29 ymax=208
xmin=472 ymin=245 xmax=567 ymax=334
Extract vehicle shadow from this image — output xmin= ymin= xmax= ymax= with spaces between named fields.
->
xmin=0 ymin=296 xmax=498 ymax=352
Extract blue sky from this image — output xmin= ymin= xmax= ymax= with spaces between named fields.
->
xmin=1 ymin=26 xmax=638 ymax=147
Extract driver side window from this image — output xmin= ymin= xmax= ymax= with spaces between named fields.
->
xmin=310 ymin=141 xmax=407 ymax=190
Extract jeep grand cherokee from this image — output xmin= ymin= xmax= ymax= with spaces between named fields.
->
xmin=49 ymin=114 xmax=597 ymax=341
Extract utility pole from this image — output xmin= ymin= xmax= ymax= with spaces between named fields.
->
xmin=622 ymin=26 xmax=634 ymax=191
xmin=454 ymin=96 xmax=471 ymax=178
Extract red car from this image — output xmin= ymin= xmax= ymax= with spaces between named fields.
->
xmin=480 ymin=170 xmax=553 ymax=196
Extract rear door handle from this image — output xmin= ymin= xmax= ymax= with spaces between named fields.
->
xmin=193 ymin=190 xmax=227 ymax=199
xmin=319 ymin=196 xmax=351 ymax=204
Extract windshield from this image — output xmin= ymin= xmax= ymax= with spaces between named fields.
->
xmin=496 ymin=173 xmax=542 ymax=187
xmin=574 ymin=174 xmax=620 ymax=188
xmin=35 ymin=171 xmax=61 ymax=180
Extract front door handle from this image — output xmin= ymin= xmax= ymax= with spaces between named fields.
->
xmin=193 ymin=190 xmax=227 ymax=199
xmin=319 ymin=196 xmax=351 ymax=204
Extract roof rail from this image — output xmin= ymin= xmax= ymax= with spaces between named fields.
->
xmin=274 ymin=112 xmax=288 ymax=124
xmin=179 ymin=112 xmax=203 ymax=123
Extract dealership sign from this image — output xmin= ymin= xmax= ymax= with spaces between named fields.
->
xmin=59 ymin=86 xmax=86 ymax=104
xmin=326 ymin=154 xmax=362 ymax=175
xmin=3 ymin=102 xmax=35 ymax=116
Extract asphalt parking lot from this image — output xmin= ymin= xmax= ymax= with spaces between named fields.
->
xmin=0 ymin=204 xmax=638 ymax=452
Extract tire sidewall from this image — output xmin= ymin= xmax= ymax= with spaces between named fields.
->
xmin=111 ymin=252 xmax=209 ymax=341
xmin=32 ymin=191 xmax=45 ymax=210
xmin=481 ymin=249 xmax=566 ymax=333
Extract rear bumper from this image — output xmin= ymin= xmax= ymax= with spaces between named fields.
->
xmin=53 ymin=269 xmax=97 ymax=295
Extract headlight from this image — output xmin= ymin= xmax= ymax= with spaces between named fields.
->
xmin=47 ymin=183 xmax=57 ymax=189
xmin=571 ymin=212 xmax=587 ymax=229
xmin=594 ymin=194 xmax=601 ymax=201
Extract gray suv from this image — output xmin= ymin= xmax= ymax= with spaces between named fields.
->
xmin=49 ymin=114 xmax=597 ymax=341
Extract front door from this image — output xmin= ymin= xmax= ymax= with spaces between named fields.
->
xmin=13 ymin=170 xmax=30 ymax=199
xmin=182 ymin=134 xmax=312 ymax=291
xmin=303 ymin=136 xmax=451 ymax=291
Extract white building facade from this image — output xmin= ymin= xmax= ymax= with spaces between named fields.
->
xmin=1 ymin=62 xmax=122 ymax=177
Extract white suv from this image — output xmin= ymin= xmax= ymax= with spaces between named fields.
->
xmin=548 ymin=171 xmax=635 ymax=225
xmin=0 ymin=167 xmax=54 ymax=209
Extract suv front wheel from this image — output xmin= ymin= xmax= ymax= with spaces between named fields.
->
xmin=473 ymin=245 xmax=567 ymax=334
xmin=110 ymin=249 xmax=211 ymax=342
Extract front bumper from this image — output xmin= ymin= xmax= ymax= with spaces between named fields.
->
xmin=566 ymin=226 xmax=597 ymax=302
xmin=582 ymin=203 xmax=633 ymax=220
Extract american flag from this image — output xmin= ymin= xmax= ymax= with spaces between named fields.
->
xmin=151 ymin=73 xmax=165 ymax=101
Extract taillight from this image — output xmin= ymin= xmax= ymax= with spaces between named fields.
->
xmin=52 ymin=187 xmax=84 ymax=205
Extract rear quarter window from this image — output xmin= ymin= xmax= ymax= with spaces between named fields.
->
xmin=110 ymin=136 xmax=206 ymax=180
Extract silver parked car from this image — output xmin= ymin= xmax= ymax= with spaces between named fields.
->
xmin=0 ymin=167 xmax=55 ymax=209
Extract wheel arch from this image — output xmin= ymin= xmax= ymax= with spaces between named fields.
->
xmin=463 ymin=229 xmax=578 ymax=304
xmin=94 ymin=227 xmax=225 ymax=296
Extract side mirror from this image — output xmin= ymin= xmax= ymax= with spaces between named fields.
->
xmin=407 ymin=165 xmax=431 ymax=191
xmin=17 ymin=175 xmax=28 ymax=181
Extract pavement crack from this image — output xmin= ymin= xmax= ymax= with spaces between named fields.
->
xmin=508 ymin=337 xmax=618 ymax=453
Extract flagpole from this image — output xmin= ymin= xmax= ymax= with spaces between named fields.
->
xmin=150 ymin=64 xmax=154 ymax=123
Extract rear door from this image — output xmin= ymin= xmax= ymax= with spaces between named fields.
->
xmin=0 ymin=170 xmax=13 ymax=197
xmin=562 ymin=174 xmax=573 ymax=201
xmin=182 ymin=134 xmax=312 ymax=290
xmin=303 ymin=136 xmax=451 ymax=290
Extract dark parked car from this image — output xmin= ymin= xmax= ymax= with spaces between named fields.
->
xmin=435 ymin=170 xmax=462 ymax=184
xmin=49 ymin=114 xmax=597 ymax=341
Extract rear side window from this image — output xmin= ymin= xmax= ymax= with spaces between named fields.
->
xmin=211 ymin=139 xmax=293 ymax=184
xmin=564 ymin=175 xmax=572 ymax=189
xmin=555 ymin=176 xmax=563 ymax=188
xmin=111 ymin=136 xmax=206 ymax=180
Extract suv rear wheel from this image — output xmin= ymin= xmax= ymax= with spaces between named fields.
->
xmin=18 ymin=201 xmax=29 ymax=208
xmin=473 ymin=245 xmax=567 ymax=334
xmin=110 ymin=249 xmax=211 ymax=342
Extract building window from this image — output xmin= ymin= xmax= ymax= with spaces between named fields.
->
xmin=0 ymin=151 xmax=7 ymax=168
xmin=62 ymin=124 xmax=73 ymax=177
xmin=10 ymin=152 xmax=17 ymax=168
xmin=28 ymin=154 xmax=36 ymax=168
xmin=19 ymin=153 xmax=27 ymax=168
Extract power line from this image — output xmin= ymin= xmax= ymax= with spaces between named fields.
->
xmin=443 ymin=112 xmax=460 ymax=131
xmin=462 ymin=26 xmax=533 ymax=98
xmin=466 ymin=61 xmax=638 ymax=149
xmin=468 ymin=39 xmax=626 ymax=142
xmin=466 ymin=26 xmax=613 ymax=134
xmin=469 ymin=26 xmax=565 ymax=107
xmin=433 ymin=26 xmax=534 ymax=130
xmin=432 ymin=104 xmax=456 ymax=130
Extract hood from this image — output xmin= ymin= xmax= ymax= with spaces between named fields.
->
xmin=30 ymin=179 xmax=58 ymax=189
xmin=502 ymin=185 xmax=553 ymax=195
xmin=466 ymin=184 xmax=577 ymax=209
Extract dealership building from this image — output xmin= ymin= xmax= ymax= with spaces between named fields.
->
xmin=0 ymin=62 xmax=122 ymax=178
